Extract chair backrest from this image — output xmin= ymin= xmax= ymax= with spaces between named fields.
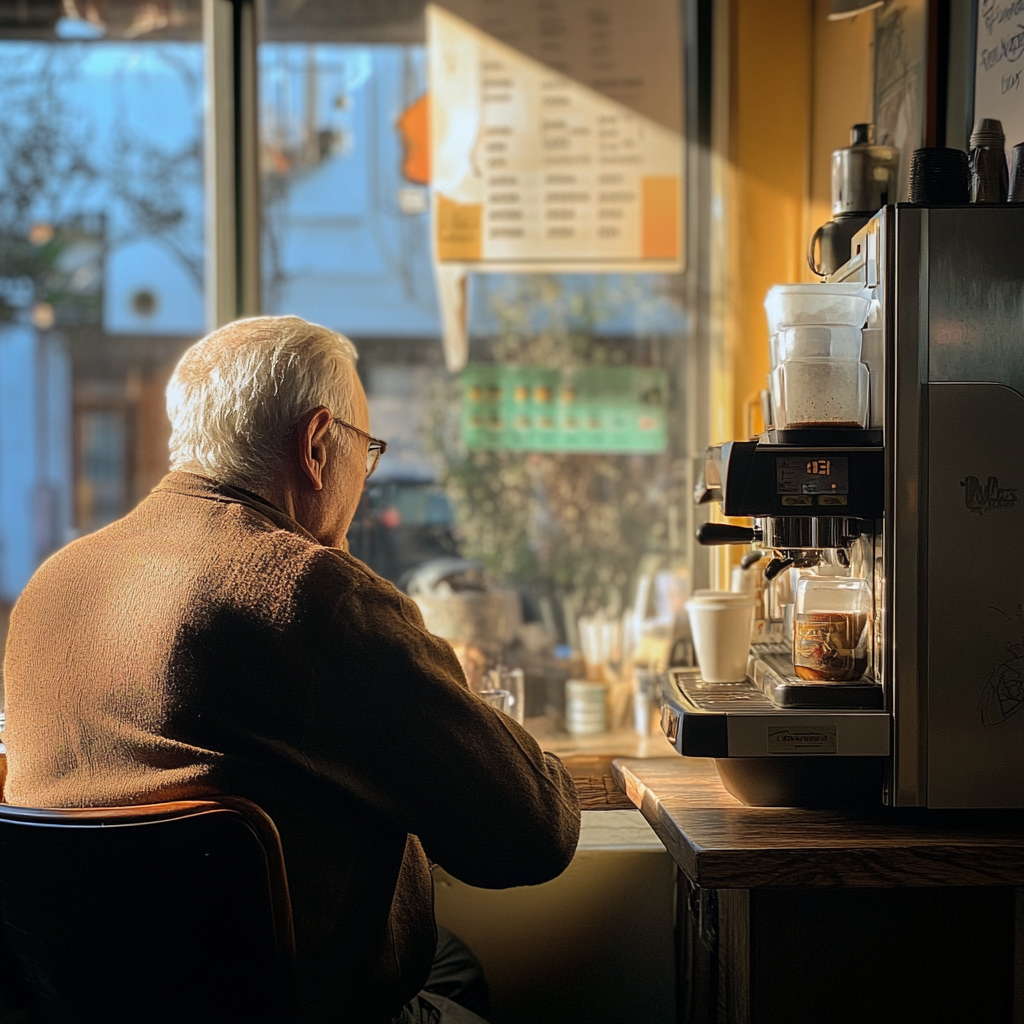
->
xmin=0 ymin=796 xmax=295 ymax=1024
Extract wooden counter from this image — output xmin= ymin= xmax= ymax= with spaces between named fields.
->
xmin=562 ymin=754 xmax=637 ymax=810
xmin=612 ymin=757 xmax=1024 ymax=1024
xmin=612 ymin=756 xmax=1024 ymax=887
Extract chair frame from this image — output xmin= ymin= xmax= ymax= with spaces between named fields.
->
xmin=0 ymin=796 xmax=296 ymax=1020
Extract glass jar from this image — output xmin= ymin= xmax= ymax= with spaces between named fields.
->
xmin=793 ymin=576 xmax=871 ymax=682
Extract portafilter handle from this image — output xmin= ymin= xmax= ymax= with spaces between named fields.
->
xmin=764 ymin=557 xmax=795 ymax=581
xmin=695 ymin=523 xmax=762 ymax=546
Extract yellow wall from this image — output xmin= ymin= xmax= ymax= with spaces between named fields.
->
xmin=716 ymin=0 xmax=878 ymax=445
xmin=807 ymin=0 xmax=876 ymax=272
xmin=730 ymin=0 xmax=812 ymax=443
xmin=708 ymin=0 xmax=876 ymax=587
xmin=434 ymin=845 xmax=676 ymax=1024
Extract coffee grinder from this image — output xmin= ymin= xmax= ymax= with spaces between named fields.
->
xmin=808 ymin=124 xmax=899 ymax=278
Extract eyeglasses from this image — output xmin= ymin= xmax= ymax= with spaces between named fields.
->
xmin=331 ymin=417 xmax=387 ymax=478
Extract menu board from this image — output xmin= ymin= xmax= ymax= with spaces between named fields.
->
xmin=428 ymin=1 xmax=684 ymax=270
xmin=975 ymin=1 xmax=1024 ymax=156
xmin=461 ymin=364 xmax=668 ymax=453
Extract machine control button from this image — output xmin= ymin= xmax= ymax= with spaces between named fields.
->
xmin=818 ymin=495 xmax=848 ymax=505
xmin=782 ymin=495 xmax=813 ymax=506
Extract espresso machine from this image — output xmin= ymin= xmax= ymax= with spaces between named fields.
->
xmin=663 ymin=204 xmax=1024 ymax=808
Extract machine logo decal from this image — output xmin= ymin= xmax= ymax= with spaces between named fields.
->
xmin=979 ymin=604 xmax=1024 ymax=727
xmin=767 ymin=726 xmax=837 ymax=754
xmin=960 ymin=475 xmax=1019 ymax=513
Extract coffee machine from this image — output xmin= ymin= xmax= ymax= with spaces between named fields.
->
xmin=663 ymin=204 xmax=1024 ymax=808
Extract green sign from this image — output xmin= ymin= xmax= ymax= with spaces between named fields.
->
xmin=461 ymin=365 xmax=668 ymax=453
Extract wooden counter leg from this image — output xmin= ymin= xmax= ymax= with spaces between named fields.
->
xmin=718 ymin=889 xmax=751 ymax=1024
xmin=675 ymin=873 xmax=751 ymax=1024
xmin=676 ymin=874 xmax=715 ymax=1024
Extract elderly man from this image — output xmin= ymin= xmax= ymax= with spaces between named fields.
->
xmin=2 ymin=316 xmax=581 ymax=1023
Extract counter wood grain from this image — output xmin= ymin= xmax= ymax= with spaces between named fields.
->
xmin=613 ymin=756 xmax=1024 ymax=888
xmin=563 ymin=754 xmax=637 ymax=811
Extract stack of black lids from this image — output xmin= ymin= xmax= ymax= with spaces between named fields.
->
xmin=908 ymin=147 xmax=970 ymax=204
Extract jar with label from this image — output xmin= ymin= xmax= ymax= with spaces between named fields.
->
xmin=793 ymin=576 xmax=871 ymax=682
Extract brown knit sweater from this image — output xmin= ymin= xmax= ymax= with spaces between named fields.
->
xmin=2 ymin=472 xmax=580 ymax=1022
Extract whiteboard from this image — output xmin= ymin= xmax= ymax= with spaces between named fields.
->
xmin=975 ymin=2 xmax=1024 ymax=156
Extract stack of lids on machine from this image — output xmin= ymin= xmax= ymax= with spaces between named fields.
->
xmin=910 ymin=118 xmax=1024 ymax=204
xmin=813 ymin=119 xmax=1024 ymax=277
xmin=907 ymin=146 xmax=970 ymax=204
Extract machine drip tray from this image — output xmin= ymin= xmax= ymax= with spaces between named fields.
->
xmin=750 ymin=648 xmax=884 ymax=709
xmin=659 ymin=668 xmax=891 ymax=806
xmin=660 ymin=668 xmax=890 ymax=759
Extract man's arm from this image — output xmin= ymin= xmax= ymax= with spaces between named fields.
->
xmin=300 ymin=562 xmax=581 ymax=889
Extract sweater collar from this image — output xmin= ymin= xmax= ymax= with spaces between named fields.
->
xmin=152 ymin=471 xmax=322 ymax=545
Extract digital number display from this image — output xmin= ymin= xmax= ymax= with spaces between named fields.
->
xmin=776 ymin=456 xmax=849 ymax=495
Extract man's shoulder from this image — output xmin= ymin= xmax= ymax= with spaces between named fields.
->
xmin=299 ymin=545 xmax=406 ymax=608
xmin=19 ymin=484 xmax=406 ymax=625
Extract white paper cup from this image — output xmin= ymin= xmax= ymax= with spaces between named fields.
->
xmin=686 ymin=592 xmax=755 ymax=682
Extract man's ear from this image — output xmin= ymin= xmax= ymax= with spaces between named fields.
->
xmin=300 ymin=407 xmax=333 ymax=491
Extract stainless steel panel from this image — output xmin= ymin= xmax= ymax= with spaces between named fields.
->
xmin=927 ymin=208 xmax=1024 ymax=393
xmin=890 ymin=207 xmax=928 ymax=805
xmin=759 ymin=517 xmax=862 ymax=550
xmin=926 ymin=382 xmax=1024 ymax=807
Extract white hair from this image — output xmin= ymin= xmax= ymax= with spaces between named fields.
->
xmin=166 ymin=315 xmax=359 ymax=490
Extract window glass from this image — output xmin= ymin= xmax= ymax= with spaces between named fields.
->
xmin=260 ymin=43 xmax=439 ymax=334
xmin=262 ymin=1 xmax=689 ymax=753
xmin=0 ymin=1 xmax=204 ymax=698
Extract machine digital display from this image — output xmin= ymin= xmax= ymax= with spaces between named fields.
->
xmin=776 ymin=456 xmax=849 ymax=495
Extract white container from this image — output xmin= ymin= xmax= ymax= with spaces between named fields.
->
xmin=764 ymin=283 xmax=871 ymax=336
xmin=633 ymin=690 xmax=654 ymax=736
xmin=769 ymin=365 xmax=788 ymax=428
xmin=778 ymin=359 xmax=869 ymax=428
xmin=778 ymin=325 xmax=862 ymax=362
xmin=686 ymin=592 xmax=755 ymax=683
xmin=565 ymin=680 xmax=607 ymax=735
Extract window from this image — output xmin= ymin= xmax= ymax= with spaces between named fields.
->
xmin=0 ymin=0 xmax=205 ymax=702
xmin=1 ymin=0 xmax=691 ymax=752
xmin=260 ymin=2 xmax=690 ymax=750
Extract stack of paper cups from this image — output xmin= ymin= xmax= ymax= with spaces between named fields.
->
xmin=686 ymin=591 xmax=756 ymax=683
xmin=565 ymin=680 xmax=607 ymax=736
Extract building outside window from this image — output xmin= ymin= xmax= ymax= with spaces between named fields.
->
xmin=0 ymin=1 xmax=206 ymax=706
